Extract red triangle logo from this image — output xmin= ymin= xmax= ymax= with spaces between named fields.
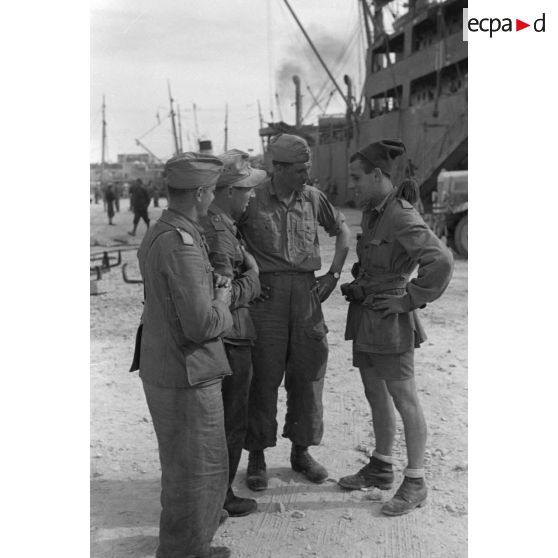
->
xmin=516 ymin=19 xmax=530 ymax=31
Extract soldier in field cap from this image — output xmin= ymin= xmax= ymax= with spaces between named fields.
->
xmin=132 ymin=152 xmax=233 ymax=558
xmin=201 ymin=149 xmax=268 ymax=517
xmin=338 ymin=139 xmax=453 ymax=517
xmin=238 ymin=134 xmax=351 ymax=491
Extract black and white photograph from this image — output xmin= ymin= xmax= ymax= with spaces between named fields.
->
xmin=90 ymin=1 xmax=468 ymax=556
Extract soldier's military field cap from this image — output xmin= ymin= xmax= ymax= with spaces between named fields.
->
xmin=356 ymin=139 xmax=406 ymax=176
xmin=164 ymin=152 xmax=223 ymax=189
xmin=217 ymin=148 xmax=267 ymax=189
xmin=270 ymin=133 xmax=311 ymax=164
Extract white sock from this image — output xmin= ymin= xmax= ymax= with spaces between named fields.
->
xmin=403 ymin=467 xmax=425 ymax=478
xmin=372 ymin=450 xmax=395 ymax=465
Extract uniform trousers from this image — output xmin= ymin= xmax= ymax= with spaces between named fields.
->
xmin=222 ymin=344 xmax=252 ymax=486
xmin=142 ymin=379 xmax=228 ymax=558
xmin=245 ymin=272 xmax=328 ymax=451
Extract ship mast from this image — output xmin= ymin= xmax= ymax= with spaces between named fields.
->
xmin=101 ymin=95 xmax=106 ymax=185
xmin=224 ymin=104 xmax=229 ymax=152
xmin=257 ymin=99 xmax=265 ymax=155
xmin=192 ymin=103 xmax=200 ymax=148
xmin=177 ymin=104 xmax=184 ymax=152
xmin=167 ymin=81 xmax=180 ymax=156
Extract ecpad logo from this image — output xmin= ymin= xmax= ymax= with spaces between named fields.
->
xmin=463 ymin=10 xmax=546 ymax=40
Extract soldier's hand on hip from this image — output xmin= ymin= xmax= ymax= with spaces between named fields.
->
xmin=314 ymin=273 xmax=338 ymax=303
xmin=371 ymin=294 xmax=410 ymax=318
xmin=253 ymin=284 xmax=271 ymax=303
xmin=215 ymin=284 xmax=232 ymax=306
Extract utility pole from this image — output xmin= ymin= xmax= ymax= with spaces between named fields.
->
xmin=282 ymin=0 xmax=350 ymax=108
xmin=224 ymin=104 xmax=229 ymax=152
xmin=101 ymin=94 xmax=106 ymax=186
xmin=177 ymin=104 xmax=184 ymax=152
xmin=167 ymin=81 xmax=180 ymax=156
xmin=257 ymin=99 xmax=265 ymax=155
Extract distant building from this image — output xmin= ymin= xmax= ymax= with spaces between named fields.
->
xmin=90 ymin=153 xmax=164 ymax=187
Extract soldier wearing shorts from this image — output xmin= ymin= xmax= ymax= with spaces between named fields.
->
xmin=338 ymin=139 xmax=453 ymax=516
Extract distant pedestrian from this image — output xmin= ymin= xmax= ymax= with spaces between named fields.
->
xmin=151 ymin=180 xmax=160 ymax=208
xmin=128 ymin=178 xmax=151 ymax=236
xmin=94 ymin=186 xmax=101 ymax=204
xmin=114 ymin=182 xmax=122 ymax=212
xmin=105 ymin=183 xmax=116 ymax=226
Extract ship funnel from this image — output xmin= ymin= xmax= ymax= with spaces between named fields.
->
xmin=293 ymin=75 xmax=302 ymax=128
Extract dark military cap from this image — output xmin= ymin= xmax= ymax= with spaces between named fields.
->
xmin=270 ymin=133 xmax=311 ymax=164
xmin=356 ymin=139 xmax=406 ymax=176
xmin=164 ymin=152 xmax=223 ymax=190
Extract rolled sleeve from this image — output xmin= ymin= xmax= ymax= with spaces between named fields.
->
xmin=317 ymin=190 xmax=345 ymax=236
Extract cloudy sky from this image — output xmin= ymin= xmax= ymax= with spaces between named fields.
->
xmin=90 ymin=0 xmax=391 ymax=162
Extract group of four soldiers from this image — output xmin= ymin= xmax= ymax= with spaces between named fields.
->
xmin=132 ymin=134 xmax=453 ymax=558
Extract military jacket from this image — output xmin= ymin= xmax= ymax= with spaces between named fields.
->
xmin=201 ymin=204 xmax=261 ymax=345
xmin=137 ymin=208 xmax=233 ymax=387
xmin=345 ymin=192 xmax=454 ymax=354
xmin=238 ymin=178 xmax=345 ymax=273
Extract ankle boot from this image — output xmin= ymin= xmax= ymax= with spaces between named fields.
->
xmin=224 ymin=487 xmax=258 ymax=517
xmin=381 ymin=476 xmax=427 ymax=516
xmin=290 ymin=445 xmax=328 ymax=483
xmin=246 ymin=450 xmax=267 ymax=491
xmin=338 ymin=455 xmax=394 ymax=490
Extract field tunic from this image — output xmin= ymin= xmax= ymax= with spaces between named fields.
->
xmin=137 ymin=208 xmax=233 ymax=387
xmin=238 ymin=178 xmax=345 ymax=272
xmin=345 ymin=192 xmax=454 ymax=354
xmin=202 ymin=204 xmax=261 ymax=344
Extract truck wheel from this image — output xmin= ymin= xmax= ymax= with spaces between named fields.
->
xmin=454 ymin=214 xmax=468 ymax=258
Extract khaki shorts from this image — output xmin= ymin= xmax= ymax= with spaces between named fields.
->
xmin=353 ymin=347 xmax=415 ymax=381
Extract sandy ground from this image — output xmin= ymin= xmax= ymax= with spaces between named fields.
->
xmin=90 ymin=200 xmax=467 ymax=558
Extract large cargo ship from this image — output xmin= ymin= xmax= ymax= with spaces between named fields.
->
xmin=260 ymin=0 xmax=468 ymax=253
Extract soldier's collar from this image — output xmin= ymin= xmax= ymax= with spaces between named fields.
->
xmin=208 ymin=204 xmax=236 ymax=229
xmin=365 ymin=190 xmax=395 ymax=215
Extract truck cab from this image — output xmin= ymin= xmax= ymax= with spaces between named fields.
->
xmin=432 ymin=169 xmax=468 ymax=257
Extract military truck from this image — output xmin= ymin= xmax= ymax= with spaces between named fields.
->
xmin=432 ymin=169 xmax=468 ymax=258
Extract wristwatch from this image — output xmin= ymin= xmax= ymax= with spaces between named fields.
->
xmin=328 ymin=271 xmax=341 ymax=280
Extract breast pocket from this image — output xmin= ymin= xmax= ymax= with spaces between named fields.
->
xmin=250 ymin=215 xmax=281 ymax=254
xmin=369 ymin=236 xmax=393 ymax=270
xmin=295 ymin=218 xmax=317 ymax=251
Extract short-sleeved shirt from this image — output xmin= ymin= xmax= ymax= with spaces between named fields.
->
xmin=238 ymin=178 xmax=345 ymax=273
